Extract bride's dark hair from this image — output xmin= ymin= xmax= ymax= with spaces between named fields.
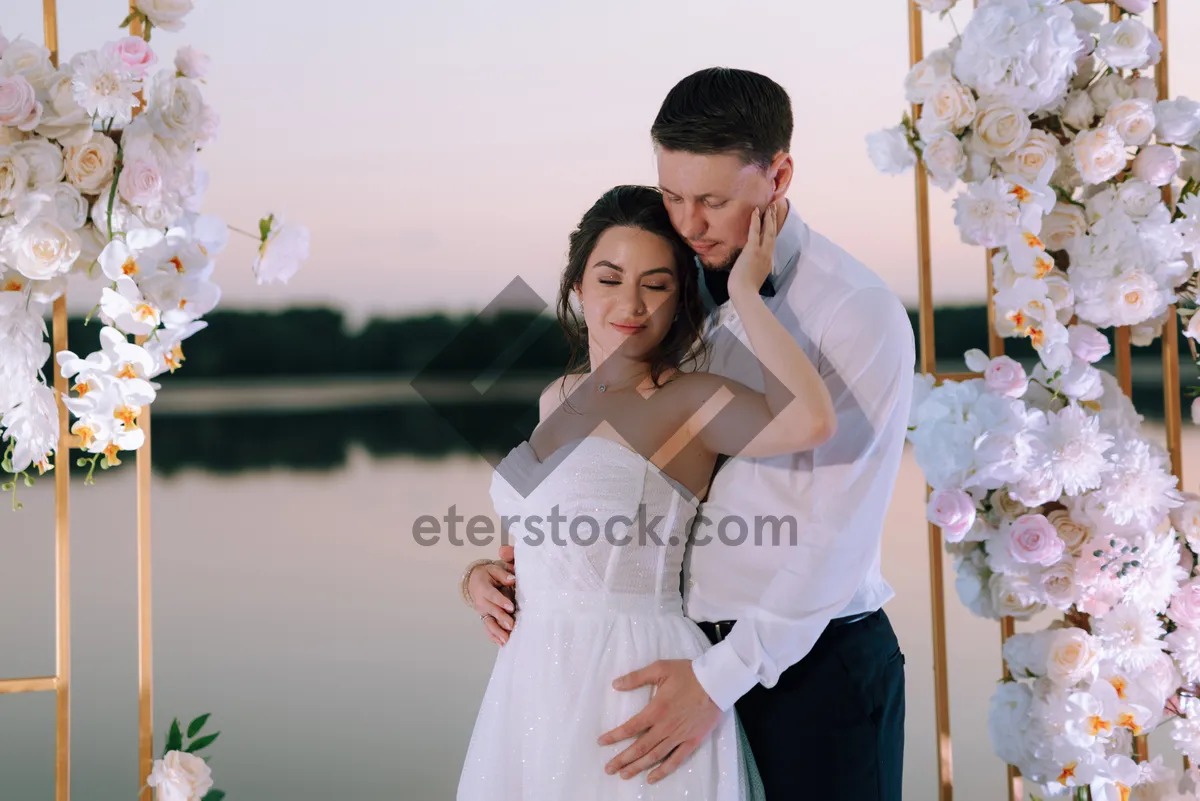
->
xmin=555 ymin=185 xmax=708 ymax=390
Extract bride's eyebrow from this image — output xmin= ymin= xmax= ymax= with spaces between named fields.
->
xmin=593 ymin=261 xmax=675 ymax=277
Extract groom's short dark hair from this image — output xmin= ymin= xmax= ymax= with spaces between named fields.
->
xmin=651 ymin=67 xmax=793 ymax=170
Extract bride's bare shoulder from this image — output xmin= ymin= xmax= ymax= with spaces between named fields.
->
xmin=538 ymin=373 xmax=588 ymax=421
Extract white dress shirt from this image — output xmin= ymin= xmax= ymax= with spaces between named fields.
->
xmin=683 ymin=200 xmax=916 ymax=712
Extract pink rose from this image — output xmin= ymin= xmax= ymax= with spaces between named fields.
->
xmin=1170 ymin=579 xmax=1200 ymax=629
xmin=1114 ymin=0 xmax=1153 ymax=13
xmin=985 ymin=355 xmax=1028 ymax=398
xmin=1007 ymin=514 xmax=1065 ymax=566
xmin=117 ymin=156 xmax=163 ymax=207
xmin=106 ymin=36 xmax=157 ymax=78
xmin=927 ymin=489 xmax=977 ymax=543
xmin=1068 ymin=324 xmax=1110 ymax=363
xmin=1133 ymin=145 xmax=1180 ymax=187
xmin=0 ymin=74 xmax=42 ymax=131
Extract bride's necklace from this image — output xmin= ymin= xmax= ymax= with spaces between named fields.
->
xmin=596 ymin=373 xmax=646 ymax=394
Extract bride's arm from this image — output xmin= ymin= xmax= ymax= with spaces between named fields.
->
xmin=680 ymin=206 xmax=836 ymax=458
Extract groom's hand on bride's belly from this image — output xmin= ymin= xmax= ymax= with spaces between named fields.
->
xmin=598 ymin=660 xmax=721 ymax=784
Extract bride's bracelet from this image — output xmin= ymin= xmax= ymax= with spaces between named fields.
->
xmin=461 ymin=558 xmax=501 ymax=609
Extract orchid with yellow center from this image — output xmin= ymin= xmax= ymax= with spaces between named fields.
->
xmin=97 ymin=228 xmax=168 ymax=281
xmin=100 ymin=276 xmax=161 ymax=336
xmin=141 ymin=320 xmax=205 ymax=378
xmin=140 ymin=270 xmax=219 ymax=328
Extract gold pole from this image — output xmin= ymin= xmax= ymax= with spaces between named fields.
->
xmin=126 ymin=7 xmax=155 ymax=797
xmin=909 ymin=6 xmax=953 ymax=800
xmin=43 ymin=1 xmax=72 ymax=798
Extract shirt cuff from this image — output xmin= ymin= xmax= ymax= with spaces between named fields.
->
xmin=691 ymin=638 xmax=760 ymax=712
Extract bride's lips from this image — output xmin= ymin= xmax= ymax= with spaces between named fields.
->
xmin=610 ymin=322 xmax=646 ymax=335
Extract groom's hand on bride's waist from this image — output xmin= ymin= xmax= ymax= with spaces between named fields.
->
xmin=598 ymin=660 xmax=721 ymax=785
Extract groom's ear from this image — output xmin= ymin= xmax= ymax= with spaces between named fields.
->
xmin=768 ymin=152 xmax=794 ymax=202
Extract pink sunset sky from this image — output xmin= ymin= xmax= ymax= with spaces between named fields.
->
xmin=6 ymin=0 xmax=1199 ymax=325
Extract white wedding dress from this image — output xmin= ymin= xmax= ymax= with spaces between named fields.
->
xmin=457 ymin=435 xmax=763 ymax=801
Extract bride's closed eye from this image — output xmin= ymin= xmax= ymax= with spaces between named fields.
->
xmin=597 ymin=279 xmax=670 ymax=291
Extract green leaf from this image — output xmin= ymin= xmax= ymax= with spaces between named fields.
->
xmin=185 ymin=732 xmax=220 ymax=753
xmin=258 ymin=214 xmax=274 ymax=243
xmin=23 ymin=474 xmax=34 ymax=487
xmin=186 ymin=713 xmax=211 ymax=738
xmin=201 ymin=790 xmax=225 ymax=801
xmin=118 ymin=12 xmax=135 ymax=27
xmin=164 ymin=719 xmax=183 ymax=754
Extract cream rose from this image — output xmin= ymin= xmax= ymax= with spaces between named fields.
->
xmin=1089 ymin=73 xmax=1135 ymax=116
xmin=1132 ymin=144 xmax=1179 ymax=187
xmin=1045 ymin=628 xmax=1101 ymax=686
xmin=990 ymin=574 xmax=1041 ymax=620
xmin=1103 ymin=98 xmax=1156 ymax=146
xmin=1045 ymin=508 xmax=1091 ymax=552
xmin=1042 ymin=201 xmax=1088 ymax=252
xmin=917 ymin=80 xmax=977 ymax=138
xmin=1040 ymin=563 xmax=1078 ymax=611
xmin=0 ymin=145 xmax=30 ymax=215
xmin=990 ymin=488 xmax=1030 ymax=520
xmin=63 ymin=137 xmax=117 ymax=194
xmin=134 ymin=0 xmax=195 ymax=32
xmin=1072 ymin=125 xmax=1128 ymax=185
xmin=998 ymin=129 xmax=1058 ymax=183
xmin=34 ymin=71 xmax=93 ymax=147
xmin=146 ymin=750 xmax=213 ymax=801
xmin=0 ymin=74 xmax=42 ymax=131
xmin=973 ymin=101 xmax=1030 ymax=158
xmin=5 ymin=209 xmax=82 ymax=280
xmin=921 ymin=132 xmax=966 ymax=191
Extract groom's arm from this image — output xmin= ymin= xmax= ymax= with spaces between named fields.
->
xmin=691 ymin=285 xmax=916 ymax=712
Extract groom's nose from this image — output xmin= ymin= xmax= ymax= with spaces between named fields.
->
xmin=677 ymin=202 xmax=707 ymax=240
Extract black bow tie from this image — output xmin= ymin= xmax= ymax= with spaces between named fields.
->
xmin=701 ymin=267 xmax=776 ymax=306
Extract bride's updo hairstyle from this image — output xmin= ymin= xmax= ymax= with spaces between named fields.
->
xmin=555 ymin=184 xmax=708 ymax=389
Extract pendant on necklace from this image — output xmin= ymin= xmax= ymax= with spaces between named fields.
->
xmin=598 ymin=384 xmax=607 ymax=393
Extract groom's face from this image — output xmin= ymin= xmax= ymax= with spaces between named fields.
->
xmin=656 ymin=148 xmax=777 ymax=271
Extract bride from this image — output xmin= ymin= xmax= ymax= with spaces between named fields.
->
xmin=456 ymin=184 xmax=835 ymax=800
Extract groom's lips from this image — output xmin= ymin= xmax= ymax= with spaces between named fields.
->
xmin=691 ymin=242 xmax=717 ymax=254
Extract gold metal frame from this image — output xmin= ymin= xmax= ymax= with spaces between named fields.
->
xmin=909 ymin=1 xmax=1182 ymax=799
xmin=0 ymin=4 xmax=156 ymax=800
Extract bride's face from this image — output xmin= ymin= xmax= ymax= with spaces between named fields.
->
xmin=576 ymin=225 xmax=680 ymax=363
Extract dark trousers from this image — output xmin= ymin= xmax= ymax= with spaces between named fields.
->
xmin=699 ymin=609 xmax=905 ymax=800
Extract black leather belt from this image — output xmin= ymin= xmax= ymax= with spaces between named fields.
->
xmin=697 ymin=611 xmax=876 ymax=644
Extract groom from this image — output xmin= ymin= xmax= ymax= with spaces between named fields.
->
xmin=467 ymin=67 xmax=914 ymax=799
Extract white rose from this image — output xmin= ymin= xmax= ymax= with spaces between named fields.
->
xmin=1097 ymin=19 xmax=1162 ymax=70
xmin=63 ymin=137 xmax=117 ymax=195
xmin=1131 ymin=76 xmax=1158 ymax=102
xmin=917 ymin=80 xmax=977 ymax=138
xmin=5 ymin=207 xmax=82 ymax=280
xmin=1103 ymin=98 xmax=1156 ymax=146
xmin=12 ymin=140 xmax=63 ymax=188
xmin=1046 ymin=628 xmax=1101 ymax=686
xmin=146 ymin=750 xmax=213 ymax=801
xmin=961 ymin=132 xmax=995 ymax=183
xmin=0 ymin=74 xmax=42 ymax=131
xmin=34 ymin=70 xmax=93 ymax=147
xmin=1067 ymin=324 xmax=1109 ymax=364
xmin=1041 ymin=562 xmax=1078 ymax=611
xmin=1155 ymin=97 xmax=1200 ymax=146
xmin=1171 ymin=492 xmax=1200 ymax=549
xmin=0 ymin=145 xmax=30 ymax=215
xmin=972 ymin=101 xmax=1030 ymax=158
xmin=134 ymin=0 xmax=195 ymax=32
xmin=915 ymin=0 xmax=956 ymax=11
xmin=990 ymin=573 xmax=1041 ymax=620
xmin=146 ymin=73 xmax=204 ymax=142
xmin=1061 ymin=89 xmax=1096 ymax=131
xmin=1042 ymin=201 xmax=1088 ymax=252
xmin=1116 ymin=179 xmax=1163 ymax=218
xmin=174 ymin=45 xmax=210 ymax=80
xmin=1089 ymin=73 xmax=1135 ymax=116
xmin=987 ymin=682 xmax=1034 ymax=770
xmin=866 ymin=126 xmax=916 ymax=176
xmin=921 ymin=132 xmax=966 ymax=191
xmin=1132 ymin=144 xmax=1179 ymax=187
xmin=1072 ymin=125 xmax=1128 ymax=185
xmin=117 ymin=155 xmax=163 ymax=208
xmin=49 ymin=182 xmax=87 ymax=230
xmin=0 ymin=39 xmax=55 ymax=88
xmin=1114 ymin=0 xmax=1154 ymax=13
xmin=928 ymin=488 xmax=977 ymax=543
xmin=998 ymin=129 xmax=1058 ymax=184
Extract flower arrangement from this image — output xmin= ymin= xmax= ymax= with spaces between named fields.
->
xmin=145 ymin=712 xmax=223 ymax=801
xmin=870 ymin=0 xmax=1200 ymax=797
xmin=0 ymin=1 xmax=309 ymax=509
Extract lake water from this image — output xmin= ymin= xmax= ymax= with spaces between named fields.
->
xmin=1 ymin=395 xmax=1196 ymax=801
